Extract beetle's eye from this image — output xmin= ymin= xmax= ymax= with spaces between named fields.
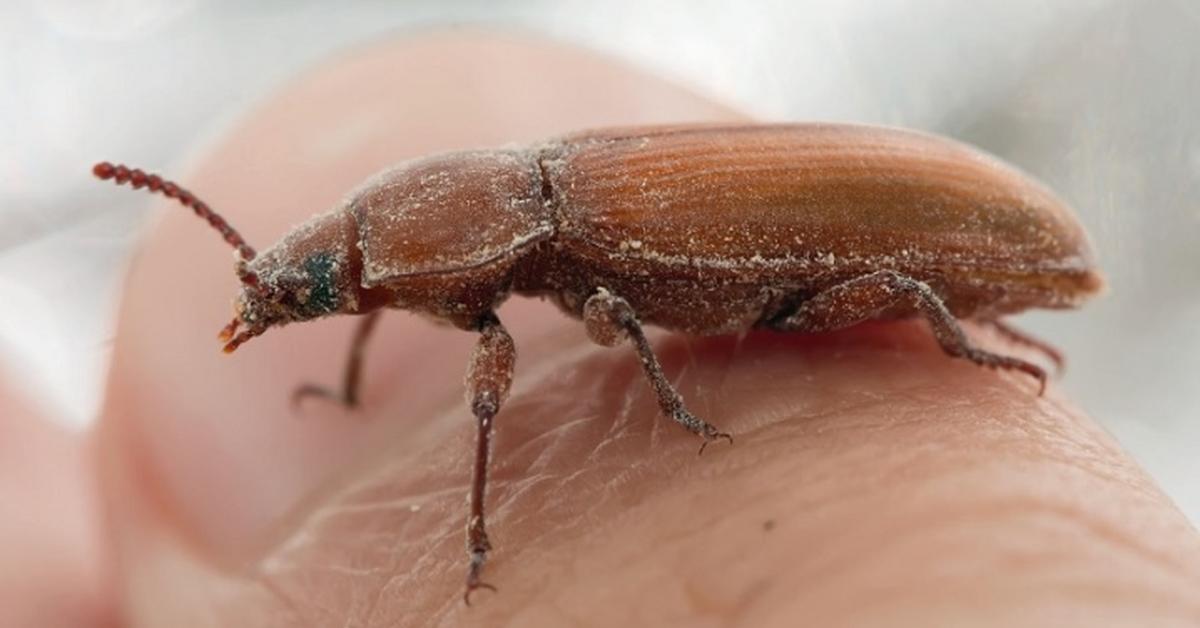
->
xmin=302 ymin=252 xmax=340 ymax=315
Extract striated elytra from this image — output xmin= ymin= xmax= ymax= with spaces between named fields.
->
xmin=94 ymin=122 xmax=1104 ymax=602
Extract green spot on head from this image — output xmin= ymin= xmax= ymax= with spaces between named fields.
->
xmin=303 ymin=252 xmax=339 ymax=315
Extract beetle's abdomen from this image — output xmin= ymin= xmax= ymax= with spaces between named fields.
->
xmin=542 ymin=124 xmax=1103 ymax=326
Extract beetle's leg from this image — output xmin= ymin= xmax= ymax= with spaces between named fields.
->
xmin=292 ymin=310 xmax=382 ymax=409
xmin=984 ymin=319 xmax=1065 ymax=377
xmin=770 ymin=270 xmax=1047 ymax=394
xmin=463 ymin=312 xmax=515 ymax=604
xmin=584 ymin=288 xmax=732 ymax=453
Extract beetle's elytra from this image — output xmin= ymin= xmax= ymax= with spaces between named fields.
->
xmin=94 ymin=122 xmax=1104 ymax=601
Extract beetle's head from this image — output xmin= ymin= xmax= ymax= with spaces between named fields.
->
xmin=222 ymin=242 xmax=355 ymax=351
xmin=92 ymin=161 xmax=357 ymax=352
xmin=220 ymin=262 xmax=288 ymax=349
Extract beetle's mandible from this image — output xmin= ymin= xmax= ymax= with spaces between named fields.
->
xmin=94 ymin=123 xmax=1104 ymax=602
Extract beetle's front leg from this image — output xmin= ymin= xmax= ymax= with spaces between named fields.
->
xmin=769 ymin=270 xmax=1047 ymax=393
xmin=462 ymin=312 xmax=515 ymax=604
xmin=584 ymin=288 xmax=732 ymax=453
xmin=292 ymin=310 xmax=383 ymax=408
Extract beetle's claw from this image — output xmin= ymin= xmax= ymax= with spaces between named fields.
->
xmin=1030 ymin=366 xmax=1048 ymax=397
xmin=1006 ymin=359 xmax=1048 ymax=396
xmin=464 ymin=559 xmax=497 ymax=606
xmin=463 ymin=580 xmax=497 ymax=606
xmin=697 ymin=430 xmax=734 ymax=456
xmin=1009 ymin=362 xmax=1047 ymax=396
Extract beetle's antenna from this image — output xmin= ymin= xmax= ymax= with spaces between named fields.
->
xmin=92 ymin=162 xmax=263 ymax=288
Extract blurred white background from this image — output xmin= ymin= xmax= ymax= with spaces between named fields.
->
xmin=1 ymin=1 xmax=1197 ymax=522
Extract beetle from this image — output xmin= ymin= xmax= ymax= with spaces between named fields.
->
xmin=94 ymin=122 xmax=1104 ymax=602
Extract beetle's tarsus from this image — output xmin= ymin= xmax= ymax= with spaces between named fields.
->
xmin=464 ymin=535 xmax=496 ymax=605
xmin=688 ymin=410 xmax=734 ymax=455
xmin=963 ymin=348 xmax=1048 ymax=395
xmin=985 ymin=319 xmax=1066 ymax=378
xmin=464 ymin=559 xmax=497 ymax=606
xmin=463 ymin=535 xmax=495 ymax=606
xmin=697 ymin=430 xmax=734 ymax=456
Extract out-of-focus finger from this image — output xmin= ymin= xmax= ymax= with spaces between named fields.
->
xmin=0 ymin=376 xmax=117 ymax=627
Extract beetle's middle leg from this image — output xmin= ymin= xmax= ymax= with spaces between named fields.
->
xmin=769 ymin=270 xmax=1047 ymax=393
xmin=292 ymin=310 xmax=382 ymax=408
xmin=584 ymin=288 xmax=732 ymax=453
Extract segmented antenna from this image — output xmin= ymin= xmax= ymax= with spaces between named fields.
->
xmin=93 ymin=162 xmax=261 ymax=273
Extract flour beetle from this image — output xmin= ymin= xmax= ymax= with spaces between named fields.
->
xmin=95 ymin=123 xmax=1104 ymax=601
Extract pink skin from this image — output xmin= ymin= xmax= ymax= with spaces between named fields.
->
xmin=74 ymin=32 xmax=1200 ymax=626
xmin=0 ymin=379 xmax=117 ymax=628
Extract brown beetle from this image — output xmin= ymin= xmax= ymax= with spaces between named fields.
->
xmin=94 ymin=123 xmax=1104 ymax=601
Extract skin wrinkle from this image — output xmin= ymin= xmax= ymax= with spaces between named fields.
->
xmin=257 ymin=578 xmax=307 ymax=627
xmin=582 ymin=355 xmax=651 ymax=460
xmin=861 ymin=452 xmax=1187 ymax=583
xmin=734 ymin=408 xmax=1166 ymax=605
xmin=359 ymin=566 xmax=405 ymax=628
xmin=791 ymin=489 xmax=1149 ymax=621
xmin=502 ymin=413 xmax=597 ymax=473
xmin=816 ymin=498 xmax=1195 ymax=621
xmin=875 ymin=400 xmax=1155 ymax=509
xmin=258 ymin=468 xmax=463 ymax=614
xmin=972 ymin=393 xmax=1161 ymax=498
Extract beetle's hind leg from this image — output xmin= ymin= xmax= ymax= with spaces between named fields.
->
xmin=769 ymin=270 xmax=1047 ymax=394
xmin=584 ymin=288 xmax=732 ymax=453
xmin=292 ymin=310 xmax=382 ymax=409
